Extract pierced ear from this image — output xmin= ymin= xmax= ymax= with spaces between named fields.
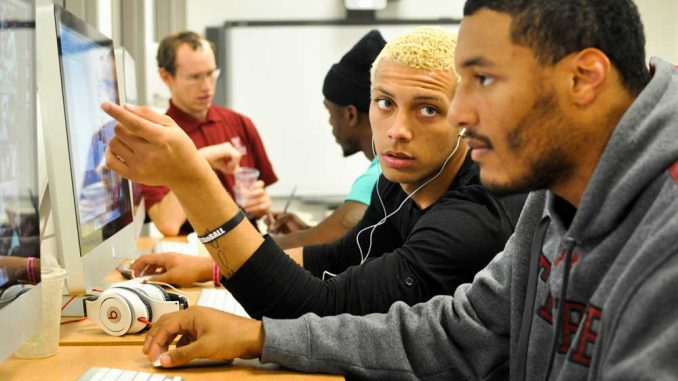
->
xmin=569 ymin=48 xmax=611 ymax=106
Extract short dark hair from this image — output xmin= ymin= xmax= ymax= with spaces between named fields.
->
xmin=464 ymin=0 xmax=650 ymax=95
xmin=156 ymin=31 xmax=215 ymax=76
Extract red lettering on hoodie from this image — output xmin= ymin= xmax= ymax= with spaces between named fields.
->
xmin=558 ymin=301 xmax=586 ymax=354
xmin=571 ymin=305 xmax=603 ymax=367
xmin=554 ymin=249 xmax=580 ymax=267
xmin=538 ymin=292 xmax=554 ymax=324
xmin=539 ymin=253 xmax=551 ymax=281
xmin=669 ymin=161 xmax=678 ymax=185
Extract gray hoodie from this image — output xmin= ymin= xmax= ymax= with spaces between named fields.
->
xmin=260 ymin=58 xmax=678 ymax=380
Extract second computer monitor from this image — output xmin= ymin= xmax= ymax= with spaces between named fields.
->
xmin=37 ymin=4 xmax=137 ymax=296
xmin=0 ymin=0 xmax=41 ymax=362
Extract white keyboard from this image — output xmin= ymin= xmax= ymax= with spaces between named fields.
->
xmin=152 ymin=241 xmax=198 ymax=256
xmin=196 ymin=288 xmax=250 ymax=318
xmin=78 ymin=367 xmax=182 ymax=381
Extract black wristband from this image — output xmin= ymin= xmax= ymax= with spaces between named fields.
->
xmin=198 ymin=210 xmax=246 ymax=244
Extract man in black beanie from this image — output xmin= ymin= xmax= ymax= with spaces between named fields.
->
xmin=266 ymin=30 xmax=386 ymax=249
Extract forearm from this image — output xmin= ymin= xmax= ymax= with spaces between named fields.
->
xmin=272 ymin=221 xmax=346 ymax=250
xmin=0 ymin=257 xmax=40 ymax=286
xmin=148 ymin=192 xmax=188 ymax=236
xmin=284 ymin=247 xmax=304 ymax=266
xmin=170 ymin=161 xmax=264 ymax=279
xmin=240 ymin=319 xmax=265 ymax=359
xmin=272 ymin=201 xmax=366 ymax=250
xmin=225 ymin=236 xmax=340 ymax=319
xmin=261 ymin=293 xmax=509 ymax=380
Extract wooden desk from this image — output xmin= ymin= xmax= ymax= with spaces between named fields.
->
xmin=0 ymin=346 xmax=342 ymax=380
xmin=37 ymin=237 xmax=343 ymax=380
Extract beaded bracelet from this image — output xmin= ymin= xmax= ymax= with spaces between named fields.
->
xmin=198 ymin=210 xmax=246 ymax=244
xmin=26 ymin=257 xmax=37 ymax=285
xmin=212 ymin=261 xmax=222 ymax=287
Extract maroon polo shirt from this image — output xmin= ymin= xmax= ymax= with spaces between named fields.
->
xmin=141 ymin=101 xmax=278 ymax=215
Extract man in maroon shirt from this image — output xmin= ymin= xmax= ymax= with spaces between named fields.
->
xmin=145 ymin=31 xmax=277 ymax=235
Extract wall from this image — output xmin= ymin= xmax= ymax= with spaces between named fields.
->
xmin=186 ymin=0 xmax=465 ymax=31
xmin=182 ymin=0 xmax=677 ymax=198
xmin=187 ymin=0 xmax=677 ymax=65
xmin=636 ymin=0 xmax=678 ymax=64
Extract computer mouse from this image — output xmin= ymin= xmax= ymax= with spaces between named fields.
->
xmin=152 ymin=353 xmax=231 ymax=368
xmin=0 ymin=284 xmax=33 ymax=302
xmin=116 ymin=261 xmax=134 ymax=280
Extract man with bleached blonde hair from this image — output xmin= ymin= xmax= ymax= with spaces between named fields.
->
xmin=102 ymin=26 xmax=521 ymax=366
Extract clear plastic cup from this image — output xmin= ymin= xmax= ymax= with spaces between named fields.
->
xmin=234 ymin=167 xmax=260 ymax=207
xmin=14 ymin=267 xmax=67 ymax=359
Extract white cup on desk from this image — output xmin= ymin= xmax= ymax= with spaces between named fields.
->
xmin=234 ymin=167 xmax=260 ymax=209
xmin=14 ymin=267 xmax=67 ymax=359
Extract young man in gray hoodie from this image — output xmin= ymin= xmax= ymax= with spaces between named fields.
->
xmin=106 ymin=0 xmax=678 ymax=379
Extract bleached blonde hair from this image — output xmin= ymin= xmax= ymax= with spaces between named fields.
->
xmin=370 ymin=26 xmax=457 ymax=83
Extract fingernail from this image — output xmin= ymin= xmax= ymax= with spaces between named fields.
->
xmin=160 ymin=352 xmax=171 ymax=366
xmin=124 ymin=103 xmax=138 ymax=111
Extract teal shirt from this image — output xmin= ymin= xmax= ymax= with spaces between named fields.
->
xmin=344 ymin=158 xmax=380 ymax=205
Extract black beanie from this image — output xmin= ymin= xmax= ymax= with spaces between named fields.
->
xmin=322 ymin=30 xmax=386 ymax=114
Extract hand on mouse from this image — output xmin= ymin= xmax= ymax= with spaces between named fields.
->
xmin=144 ymin=306 xmax=263 ymax=367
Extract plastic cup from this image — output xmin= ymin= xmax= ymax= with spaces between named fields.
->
xmin=14 ymin=267 xmax=67 ymax=359
xmin=234 ymin=167 xmax=260 ymax=207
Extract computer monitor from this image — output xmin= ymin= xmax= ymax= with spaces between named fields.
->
xmin=113 ymin=46 xmax=146 ymax=239
xmin=37 ymin=4 xmax=137 ymax=300
xmin=0 ymin=0 xmax=41 ymax=362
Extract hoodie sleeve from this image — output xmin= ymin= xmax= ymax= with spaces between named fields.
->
xmin=259 ymin=192 xmax=548 ymax=380
xmin=260 ymin=250 xmax=515 ymax=380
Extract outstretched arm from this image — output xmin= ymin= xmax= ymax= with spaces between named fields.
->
xmin=103 ymin=102 xmax=262 ymax=278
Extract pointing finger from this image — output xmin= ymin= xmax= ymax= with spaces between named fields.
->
xmin=101 ymin=102 xmax=165 ymax=141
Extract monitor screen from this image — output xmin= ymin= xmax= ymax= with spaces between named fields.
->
xmin=0 ymin=0 xmax=41 ymax=362
xmin=55 ymin=8 xmax=132 ymax=256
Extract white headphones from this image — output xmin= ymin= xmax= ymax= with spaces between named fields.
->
xmin=85 ymin=283 xmax=188 ymax=336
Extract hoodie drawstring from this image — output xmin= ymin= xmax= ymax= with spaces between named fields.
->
xmin=543 ymin=237 xmax=578 ymax=380
xmin=515 ymin=216 xmax=551 ymax=380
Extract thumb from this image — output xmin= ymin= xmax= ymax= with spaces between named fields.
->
xmin=123 ymin=104 xmax=176 ymax=127
xmin=163 ymin=341 xmax=201 ymax=367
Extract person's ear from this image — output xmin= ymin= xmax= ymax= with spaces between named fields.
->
xmin=159 ymin=68 xmax=174 ymax=87
xmin=567 ymin=48 xmax=611 ymax=107
xmin=345 ymin=105 xmax=359 ymax=127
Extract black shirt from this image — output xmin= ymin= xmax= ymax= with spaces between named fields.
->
xmin=224 ymin=155 xmax=519 ymax=319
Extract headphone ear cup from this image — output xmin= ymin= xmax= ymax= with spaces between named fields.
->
xmin=113 ymin=286 xmax=153 ymax=333
xmin=136 ymin=283 xmax=170 ymax=301
xmin=95 ymin=288 xmax=150 ymax=336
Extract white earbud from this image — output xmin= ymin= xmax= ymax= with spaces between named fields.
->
xmin=355 ymin=133 xmax=465 ymax=266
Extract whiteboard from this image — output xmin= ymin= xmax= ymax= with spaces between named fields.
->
xmin=217 ymin=23 xmax=460 ymax=197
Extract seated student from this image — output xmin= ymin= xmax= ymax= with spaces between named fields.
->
xmin=133 ymin=0 xmax=678 ymax=378
xmin=144 ymin=31 xmax=277 ymax=236
xmin=108 ymin=27 xmax=519 ymax=319
xmin=266 ymin=30 xmax=386 ymax=249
